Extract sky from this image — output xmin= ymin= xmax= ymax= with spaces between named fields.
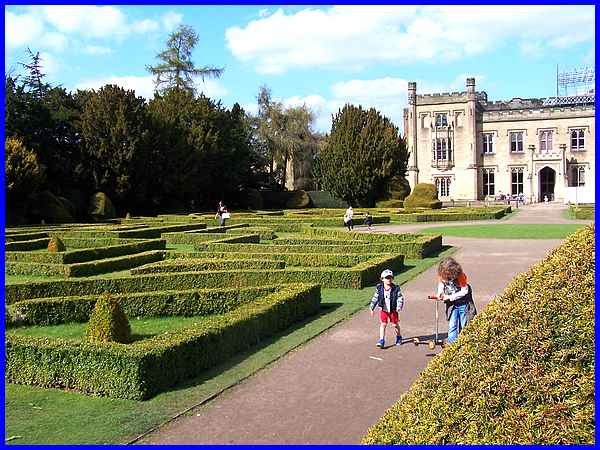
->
xmin=4 ymin=5 xmax=596 ymax=133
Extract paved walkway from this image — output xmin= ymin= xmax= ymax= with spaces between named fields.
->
xmin=141 ymin=204 xmax=589 ymax=444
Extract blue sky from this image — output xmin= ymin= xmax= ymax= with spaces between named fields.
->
xmin=5 ymin=5 xmax=595 ymax=132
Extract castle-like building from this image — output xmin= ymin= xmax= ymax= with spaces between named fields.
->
xmin=403 ymin=78 xmax=595 ymax=203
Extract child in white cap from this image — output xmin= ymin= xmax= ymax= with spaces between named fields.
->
xmin=369 ymin=269 xmax=405 ymax=348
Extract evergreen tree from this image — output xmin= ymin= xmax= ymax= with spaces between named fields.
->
xmin=146 ymin=25 xmax=223 ymax=95
xmin=317 ymin=104 xmax=408 ymax=206
xmin=19 ymin=48 xmax=50 ymax=99
xmin=80 ymin=85 xmax=152 ymax=210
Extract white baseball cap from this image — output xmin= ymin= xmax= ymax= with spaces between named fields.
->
xmin=380 ymin=269 xmax=394 ymax=279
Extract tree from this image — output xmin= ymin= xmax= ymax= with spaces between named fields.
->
xmin=19 ymin=48 xmax=50 ymax=99
xmin=5 ymin=137 xmax=45 ymax=203
xmin=146 ymin=25 xmax=223 ymax=95
xmin=253 ymin=85 xmax=319 ymax=189
xmin=79 ymin=85 xmax=152 ymax=210
xmin=316 ymin=104 xmax=408 ymax=206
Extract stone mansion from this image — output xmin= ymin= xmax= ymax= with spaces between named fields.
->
xmin=403 ymin=78 xmax=595 ymax=203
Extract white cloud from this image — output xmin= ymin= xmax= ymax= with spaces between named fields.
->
xmin=282 ymin=75 xmax=490 ymax=133
xmin=258 ymin=9 xmax=270 ymax=18
xmin=195 ymin=78 xmax=228 ymax=98
xmin=5 ymin=11 xmax=44 ymax=49
xmin=41 ymin=6 xmax=128 ymax=38
xmin=84 ymin=45 xmax=112 ymax=55
xmin=42 ymin=32 xmax=68 ymax=51
xmin=75 ymin=75 xmax=156 ymax=99
xmin=74 ymin=75 xmax=228 ymax=101
xmin=162 ymin=11 xmax=183 ymax=31
xmin=226 ymin=5 xmax=595 ymax=74
xmin=131 ymin=19 xmax=160 ymax=34
xmin=39 ymin=52 xmax=60 ymax=77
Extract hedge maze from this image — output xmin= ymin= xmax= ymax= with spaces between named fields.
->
xmin=5 ymin=209 xmax=442 ymax=400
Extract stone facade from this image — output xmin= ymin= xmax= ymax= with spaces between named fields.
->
xmin=404 ymin=78 xmax=595 ymax=203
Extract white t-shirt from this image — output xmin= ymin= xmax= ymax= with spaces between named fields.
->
xmin=383 ymin=287 xmax=392 ymax=312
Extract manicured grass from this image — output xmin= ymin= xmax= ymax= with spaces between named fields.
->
xmin=420 ymin=224 xmax=586 ymax=239
xmin=4 ymin=246 xmax=454 ymax=445
xmin=8 ymin=315 xmax=215 ymax=342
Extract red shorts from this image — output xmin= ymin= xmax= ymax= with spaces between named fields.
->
xmin=380 ymin=310 xmax=399 ymax=324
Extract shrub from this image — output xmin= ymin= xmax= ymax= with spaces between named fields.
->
xmin=362 ymin=226 xmax=594 ymax=444
xmin=245 ymin=188 xmax=264 ymax=210
xmin=403 ymin=183 xmax=442 ymax=209
xmin=47 ymin=236 xmax=66 ymax=252
xmin=88 ymin=192 xmax=116 ymax=220
xmin=5 ymin=136 xmax=44 ymax=202
xmin=5 ymin=237 xmax=50 ymax=251
xmin=285 ymin=190 xmax=311 ymax=209
xmin=86 ymin=294 xmax=131 ymax=344
xmin=306 ymin=191 xmax=347 ymax=208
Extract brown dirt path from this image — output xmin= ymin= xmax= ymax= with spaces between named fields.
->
xmin=140 ymin=206 xmax=573 ymax=444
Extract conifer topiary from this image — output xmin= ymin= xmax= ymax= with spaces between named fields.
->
xmin=403 ymin=183 xmax=442 ymax=209
xmin=86 ymin=294 xmax=131 ymax=344
xmin=47 ymin=236 xmax=66 ymax=252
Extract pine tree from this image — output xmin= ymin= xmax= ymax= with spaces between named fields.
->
xmin=146 ymin=25 xmax=223 ymax=95
xmin=19 ymin=48 xmax=50 ymax=99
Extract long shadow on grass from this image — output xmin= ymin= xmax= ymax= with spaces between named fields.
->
xmin=160 ymin=302 xmax=345 ymax=396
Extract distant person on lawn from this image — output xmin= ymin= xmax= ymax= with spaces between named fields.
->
xmin=343 ymin=206 xmax=354 ymax=231
xmin=363 ymin=211 xmax=374 ymax=231
xmin=215 ymin=201 xmax=229 ymax=227
xmin=369 ymin=269 xmax=405 ymax=348
xmin=437 ymin=256 xmax=476 ymax=344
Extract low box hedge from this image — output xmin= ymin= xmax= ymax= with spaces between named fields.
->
xmin=569 ymin=205 xmax=594 ymax=220
xmin=167 ymin=251 xmax=374 ymax=268
xmin=6 ymin=251 xmax=165 ymax=278
xmin=6 ymin=254 xmax=403 ymax=304
xmin=5 ymin=239 xmax=166 ymax=265
xmin=362 ymin=225 xmax=594 ymax=444
xmin=131 ymin=258 xmax=285 ymax=275
xmin=271 ymin=238 xmax=366 ymax=246
xmin=5 ymin=237 xmax=50 ymax=251
xmin=226 ymin=227 xmax=277 ymax=240
xmin=5 ymin=232 xmax=49 ymax=242
xmin=195 ymin=237 xmax=440 ymax=258
xmin=7 ymin=285 xmax=278 ymax=326
xmin=6 ymin=284 xmax=321 ymax=400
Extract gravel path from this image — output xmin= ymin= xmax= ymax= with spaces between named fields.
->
xmin=140 ymin=203 xmax=588 ymax=444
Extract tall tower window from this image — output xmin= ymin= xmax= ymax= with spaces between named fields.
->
xmin=539 ymin=130 xmax=554 ymax=153
xmin=511 ymin=167 xmax=524 ymax=195
xmin=483 ymin=133 xmax=494 ymax=154
xmin=571 ymin=129 xmax=585 ymax=151
xmin=432 ymin=138 xmax=453 ymax=161
xmin=435 ymin=177 xmax=451 ymax=197
xmin=482 ymin=168 xmax=495 ymax=196
xmin=435 ymin=113 xmax=448 ymax=127
xmin=510 ymin=132 xmax=524 ymax=153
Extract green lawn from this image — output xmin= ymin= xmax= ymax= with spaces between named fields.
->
xmin=420 ymin=224 xmax=586 ymax=239
xmin=4 ymin=246 xmax=454 ymax=445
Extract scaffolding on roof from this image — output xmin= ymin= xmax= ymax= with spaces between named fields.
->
xmin=556 ymin=66 xmax=595 ymax=97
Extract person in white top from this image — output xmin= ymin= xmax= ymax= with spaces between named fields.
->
xmin=343 ymin=206 xmax=354 ymax=231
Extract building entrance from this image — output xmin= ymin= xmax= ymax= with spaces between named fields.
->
xmin=539 ymin=167 xmax=556 ymax=201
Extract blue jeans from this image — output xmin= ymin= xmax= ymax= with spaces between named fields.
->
xmin=447 ymin=303 xmax=467 ymax=344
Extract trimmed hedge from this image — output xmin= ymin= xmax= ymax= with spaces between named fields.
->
xmin=5 ymin=237 xmax=50 ymax=251
xmin=363 ymin=225 xmax=594 ymax=444
xmin=226 ymin=227 xmax=277 ymax=240
xmin=131 ymin=258 xmax=285 ymax=275
xmin=306 ymin=191 xmax=347 ymax=208
xmin=390 ymin=207 xmax=509 ymax=223
xmin=6 ymin=284 xmax=321 ymax=399
xmin=6 ymin=251 xmax=165 ymax=278
xmin=167 ymin=251 xmax=375 ymax=268
xmin=271 ymin=238 xmax=366 ymax=246
xmin=403 ymin=183 xmax=442 ymax=209
xmin=6 ymin=254 xmax=404 ymax=304
xmin=194 ymin=239 xmax=439 ymax=259
xmin=569 ymin=205 xmax=594 ymax=220
xmin=7 ymin=286 xmax=278 ymax=326
xmin=5 ymin=232 xmax=48 ymax=242
xmin=5 ymin=239 xmax=166 ymax=264
xmin=376 ymin=199 xmax=404 ymax=208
